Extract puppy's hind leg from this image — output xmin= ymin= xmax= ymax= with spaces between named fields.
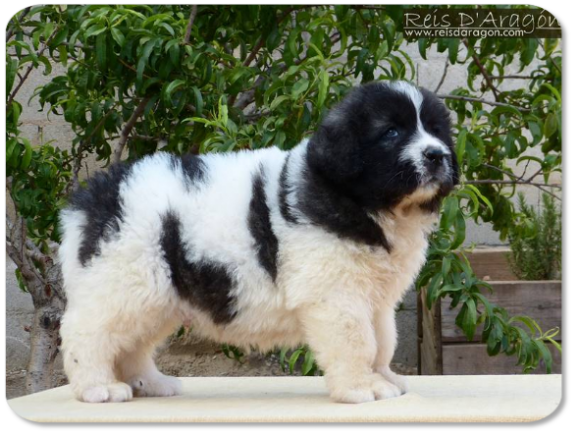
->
xmin=300 ymin=295 xmax=402 ymax=404
xmin=117 ymin=325 xmax=183 ymax=398
xmin=373 ymin=304 xmax=409 ymax=393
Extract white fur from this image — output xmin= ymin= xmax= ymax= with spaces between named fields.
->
xmin=391 ymin=81 xmax=450 ymax=178
xmin=59 ymin=139 xmax=439 ymax=405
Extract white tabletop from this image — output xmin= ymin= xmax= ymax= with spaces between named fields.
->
xmin=8 ymin=375 xmax=562 ymax=423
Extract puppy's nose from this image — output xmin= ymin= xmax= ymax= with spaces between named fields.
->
xmin=423 ymin=147 xmax=446 ymax=165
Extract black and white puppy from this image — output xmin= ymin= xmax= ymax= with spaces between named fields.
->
xmin=59 ymin=81 xmax=458 ymax=404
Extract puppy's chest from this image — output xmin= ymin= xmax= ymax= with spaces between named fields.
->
xmin=362 ymin=211 xmax=436 ymax=301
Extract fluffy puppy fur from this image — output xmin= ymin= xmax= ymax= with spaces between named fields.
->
xmin=59 ymin=81 xmax=458 ymax=404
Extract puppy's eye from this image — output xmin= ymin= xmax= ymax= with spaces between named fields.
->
xmin=383 ymin=128 xmax=399 ymax=140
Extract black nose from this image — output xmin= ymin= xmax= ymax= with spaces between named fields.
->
xmin=423 ymin=147 xmax=446 ymax=165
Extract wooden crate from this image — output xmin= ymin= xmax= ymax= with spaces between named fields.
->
xmin=417 ymin=247 xmax=562 ymax=375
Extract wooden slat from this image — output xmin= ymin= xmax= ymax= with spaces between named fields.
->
xmin=461 ymin=247 xmax=517 ymax=281
xmin=419 ymin=293 xmax=443 ymax=375
xmin=442 ymin=343 xmax=562 ymax=375
xmin=441 ymin=281 xmax=562 ymax=342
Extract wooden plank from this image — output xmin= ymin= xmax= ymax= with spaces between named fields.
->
xmin=442 ymin=343 xmax=562 ymax=375
xmin=419 ymin=292 xmax=443 ymax=375
xmin=441 ymin=281 xmax=562 ymax=342
xmin=461 ymin=247 xmax=517 ymax=281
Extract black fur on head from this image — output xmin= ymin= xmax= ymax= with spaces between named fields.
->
xmin=306 ymin=81 xmax=459 ymax=213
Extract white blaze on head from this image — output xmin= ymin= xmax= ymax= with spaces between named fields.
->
xmin=389 ymin=81 xmax=449 ymax=177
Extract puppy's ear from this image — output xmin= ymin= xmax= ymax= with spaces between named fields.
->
xmin=306 ymin=105 xmax=364 ymax=183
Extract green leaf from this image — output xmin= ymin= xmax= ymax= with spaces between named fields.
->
xmin=317 ymin=70 xmax=329 ymax=109
xmin=58 ymin=44 xmax=68 ymax=67
xmin=527 ymin=121 xmax=543 ymax=146
xmin=37 ymin=56 xmax=52 ymax=76
xmin=457 ymin=298 xmax=478 ymax=341
xmin=302 ymin=349 xmax=314 ymax=375
xmin=163 ymin=79 xmax=186 ymax=105
xmin=456 ymin=129 xmax=467 ymax=165
xmin=110 ymin=27 xmax=125 ymax=47
xmin=279 ymin=346 xmax=289 ymax=371
xmin=291 ymin=78 xmax=309 ymax=99
xmin=418 ymin=38 xmax=428 ymax=60
xmin=441 ymin=256 xmax=452 ymax=276
xmin=448 ymin=39 xmax=459 ymax=64
xmin=136 ymin=38 xmax=158 ymax=84
xmin=95 ymin=33 xmax=107 ymax=71
xmin=520 ymin=38 xmax=538 ymax=67
xmin=43 ymin=21 xmax=55 ymax=41
xmin=85 ymin=24 xmax=107 ymax=38
xmin=6 ymin=55 xmax=18 ymax=93
xmin=191 ymin=86 xmax=203 ymax=116
xmin=534 ymin=340 xmax=553 ymax=374
xmin=451 ymin=212 xmax=466 ymax=250
xmin=544 ymin=113 xmax=558 ymax=138
xmin=426 ymin=272 xmax=443 ymax=309
xmin=288 ymin=349 xmax=302 ymax=374
xmin=50 ymin=28 xmax=68 ymax=48
xmin=20 ymin=139 xmax=33 ymax=170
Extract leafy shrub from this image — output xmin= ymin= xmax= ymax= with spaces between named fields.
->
xmin=508 ymin=194 xmax=562 ymax=280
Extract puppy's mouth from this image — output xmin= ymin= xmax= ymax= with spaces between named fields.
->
xmin=419 ymin=163 xmax=454 ymax=197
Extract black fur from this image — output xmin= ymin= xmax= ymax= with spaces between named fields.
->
xmin=69 ymin=162 xmax=133 ymax=266
xmin=248 ymin=165 xmax=279 ymax=281
xmin=298 ymin=165 xmax=391 ymax=251
xmin=296 ymin=82 xmax=458 ymax=247
xmin=169 ymin=154 xmax=206 ymax=188
xmin=278 ymin=155 xmax=299 ymax=224
xmin=160 ymin=211 xmax=237 ymax=324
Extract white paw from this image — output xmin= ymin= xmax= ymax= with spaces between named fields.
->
xmin=81 ymin=382 xmax=133 ymax=403
xmin=377 ymin=367 xmax=409 ymax=394
xmin=330 ymin=374 xmax=402 ymax=404
xmin=129 ymin=373 xmax=183 ymax=398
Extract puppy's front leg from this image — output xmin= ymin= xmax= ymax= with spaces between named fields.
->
xmin=373 ymin=304 xmax=409 ymax=393
xmin=300 ymin=296 xmax=402 ymax=403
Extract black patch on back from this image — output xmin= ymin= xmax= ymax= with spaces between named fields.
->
xmin=248 ymin=165 xmax=279 ymax=281
xmin=278 ymin=155 xmax=299 ymax=224
xmin=160 ymin=211 xmax=237 ymax=324
xmin=169 ymin=154 xmax=206 ymax=188
xmin=69 ymin=162 xmax=133 ymax=266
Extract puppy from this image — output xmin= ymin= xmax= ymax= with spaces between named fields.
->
xmin=59 ymin=81 xmax=458 ymax=404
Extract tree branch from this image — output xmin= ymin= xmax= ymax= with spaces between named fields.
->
xmin=183 ymin=5 xmax=198 ymax=44
xmin=466 ymin=179 xmax=561 ymax=200
xmin=6 ymin=26 xmax=59 ymax=112
xmin=69 ymin=105 xmax=119 ymax=192
xmin=436 ymin=94 xmax=530 ymax=112
xmin=462 ymin=39 xmax=500 ymax=101
xmin=538 ymin=39 xmax=562 ymax=75
xmin=6 ymin=6 xmax=32 ymax=42
xmin=434 ymin=55 xmax=450 ymax=94
xmin=488 ymin=75 xmax=533 ymax=80
xmin=113 ymin=97 xmax=152 ymax=163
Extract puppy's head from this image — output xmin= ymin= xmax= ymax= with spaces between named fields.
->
xmin=307 ymin=81 xmax=459 ymax=211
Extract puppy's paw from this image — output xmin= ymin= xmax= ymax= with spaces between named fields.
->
xmin=80 ymin=382 xmax=133 ymax=403
xmin=129 ymin=373 xmax=183 ymax=398
xmin=330 ymin=374 xmax=402 ymax=404
xmin=376 ymin=367 xmax=409 ymax=394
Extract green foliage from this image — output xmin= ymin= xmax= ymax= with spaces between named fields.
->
xmin=221 ymin=344 xmax=245 ymax=363
xmin=6 ymin=5 xmax=562 ymax=374
xmin=508 ymin=194 xmax=562 ymax=281
xmin=279 ymin=346 xmax=322 ymax=376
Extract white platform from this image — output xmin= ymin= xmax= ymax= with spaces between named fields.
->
xmin=8 ymin=375 xmax=562 ymax=423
